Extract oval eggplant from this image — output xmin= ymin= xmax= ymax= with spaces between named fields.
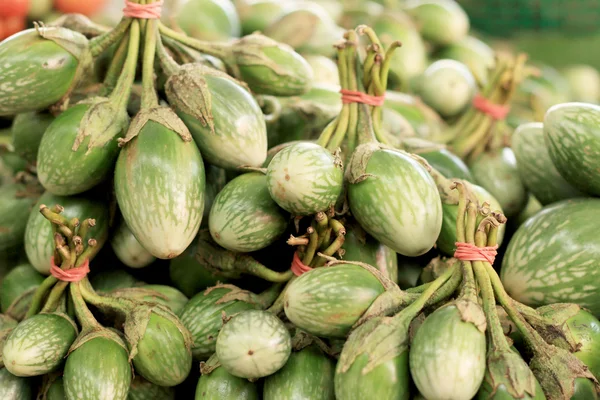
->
xmin=24 ymin=190 xmax=109 ymax=275
xmin=419 ymin=148 xmax=474 ymax=182
xmin=342 ymin=226 xmax=398 ymax=283
xmin=115 ymin=121 xmax=205 ymax=260
xmin=46 ymin=376 xmax=66 ymax=400
xmin=169 ymin=238 xmax=223 ymax=298
xmin=110 ymin=219 xmax=155 ymax=269
xmin=264 ymin=344 xmax=335 ymax=400
xmin=174 ymin=0 xmax=241 ymax=41
xmin=11 ymin=111 xmax=55 ymax=163
xmin=404 ymin=0 xmax=469 ymax=46
xmin=0 ymin=184 xmax=37 ymax=254
xmin=0 ymin=264 xmax=45 ymax=320
xmin=3 ymin=313 xmax=77 ymax=377
xmin=195 ymin=366 xmax=258 ymax=400
xmin=0 ymin=367 xmax=32 ymax=399
xmin=128 ymin=375 xmax=176 ymax=400
xmin=284 ymin=264 xmax=385 ymax=338
xmin=90 ymin=269 xmax=140 ymax=293
xmin=237 ymin=0 xmax=288 ymax=35
xmin=435 ymin=36 xmax=495 ymax=85
xmin=348 ymin=148 xmax=443 ymax=257
xmin=137 ymin=285 xmax=189 ymax=316
xmin=209 ymin=172 xmax=288 ymax=253
xmin=216 ymin=310 xmax=291 ymax=379
xmin=266 ymin=142 xmax=343 ymax=215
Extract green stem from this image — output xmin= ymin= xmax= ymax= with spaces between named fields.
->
xmin=40 ymin=282 xmax=68 ymax=313
xmin=90 ymin=19 xmax=132 ymax=57
xmin=79 ymin=277 xmax=132 ymax=316
xmin=109 ymin=21 xmax=141 ymax=110
xmin=266 ymin=277 xmax=297 ymax=315
xmin=255 ymin=283 xmax=284 ymax=309
xmin=25 ymin=276 xmax=58 ymax=318
xmin=70 ymin=282 xmax=102 ymax=332
xmin=77 ymin=219 xmax=95 ymax=244
xmin=99 ymin=33 xmax=130 ymax=96
xmin=156 ymin=33 xmax=181 ymax=77
xmin=312 ymin=219 xmax=346 ymax=268
xmin=140 ymin=19 xmax=159 ymax=109
xmin=158 ymin=23 xmax=230 ymax=60
xmin=302 ymin=226 xmax=319 ymax=266
xmin=238 ymin=257 xmax=295 ymax=282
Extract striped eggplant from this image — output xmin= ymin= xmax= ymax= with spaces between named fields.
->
xmin=115 ymin=120 xmax=205 ymax=260
xmin=512 ymin=122 xmax=584 ymax=206
xmin=0 ymin=367 xmax=32 ymax=400
xmin=110 ymin=219 xmax=155 ymax=269
xmin=342 ymin=226 xmax=398 ymax=283
xmin=173 ymin=0 xmax=241 ymax=41
xmin=335 ymin=315 xmax=411 ymax=400
xmin=128 ymin=375 xmax=176 ymax=400
xmin=230 ymin=33 xmax=313 ymax=96
xmin=0 ymin=315 xmax=18 ymax=368
xmin=347 ymin=146 xmax=443 ymax=257
xmin=266 ymin=142 xmax=343 ymax=215
xmin=501 ymin=199 xmax=600 ymax=315
xmin=264 ymin=344 xmax=335 ymax=400
xmin=0 ymin=264 xmax=45 ymax=320
xmin=64 ymin=330 xmax=132 ymax=400
xmin=437 ymin=183 xmax=505 ymax=256
xmin=404 ymin=0 xmax=469 ymax=46
xmin=209 ymin=172 xmax=288 ymax=253
xmin=419 ymin=148 xmax=474 ymax=181
xmin=435 ymin=36 xmax=495 ymax=85
xmin=0 ymin=184 xmax=38 ymax=254
xmin=46 ymin=376 xmax=66 ymax=400
xmin=544 ymin=102 xmax=600 ymax=196
xmin=11 ymin=111 xmax=55 ymax=163
xmin=284 ymin=264 xmax=386 ymax=338
xmin=0 ymin=27 xmax=89 ymax=116
xmin=409 ymin=304 xmax=487 ymax=400
xmin=216 ymin=310 xmax=291 ymax=379
xmin=139 ymin=285 xmax=189 ymax=315
xmin=167 ymin=64 xmax=268 ymax=169
xmin=195 ymin=366 xmax=258 ymax=400
xmin=169 ymin=238 xmax=222 ymax=298
xmin=90 ymin=269 xmax=140 ymax=293
xmin=469 ymin=147 xmax=528 ymax=218
xmin=24 ymin=190 xmax=109 ymax=274
xmin=2 ymin=313 xmax=77 ymax=377
xmin=179 ymin=285 xmax=260 ymax=360
xmin=127 ymin=307 xmax=193 ymax=387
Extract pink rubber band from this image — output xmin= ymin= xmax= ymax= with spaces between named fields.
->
xmin=123 ymin=0 xmax=163 ymax=19
xmin=291 ymin=252 xmax=313 ymax=277
xmin=340 ymin=89 xmax=385 ymax=107
xmin=472 ymin=93 xmax=510 ymax=120
xmin=453 ymin=242 xmax=499 ymax=265
xmin=50 ymin=258 xmax=90 ymax=282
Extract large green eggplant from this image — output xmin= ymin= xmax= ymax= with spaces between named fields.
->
xmin=216 ymin=310 xmax=291 ymax=379
xmin=469 ymin=147 xmax=528 ymax=218
xmin=409 ymin=304 xmax=486 ymax=400
xmin=169 ymin=238 xmax=222 ymax=298
xmin=3 ymin=313 xmax=77 ymax=377
xmin=230 ymin=33 xmax=313 ymax=96
xmin=0 ymin=264 xmax=45 ymax=320
xmin=264 ymin=344 xmax=335 ymax=400
xmin=37 ymin=100 xmax=128 ymax=196
xmin=195 ymin=366 xmax=258 ymax=399
xmin=512 ymin=122 xmax=584 ymax=205
xmin=166 ymin=64 xmax=268 ymax=169
xmin=266 ymin=142 xmax=343 ymax=215
xmin=544 ymin=102 xmax=600 ymax=196
xmin=347 ymin=147 xmax=443 ymax=257
xmin=437 ymin=183 xmax=505 ymax=256
xmin=179 ymin=285 xmax=260 ymax=360
xmin=0 ymin=367 xmax=32 ymax=399
xmin=284 ymin=264 xmax=385 ymax=338
xmin=0 ymin=184 xmax=38 ymax=254
xmin=64 ymin=331 xmax=132 ymax=400
xmin=11 ymin=111 xmax=55 ymax=163
xmin=342 ymin=226 xmax=398 ymax=283
xmin=173 ymin=0 xmax=241 ymax=41
xmin=115 ymin=120 xmax=205 ymax=260
xmin=128 ymin=375 xmax=176 ymax=400
xmin=209 ymin=172 xmax=288 ymax=253
xmin=0 ymin=28 xmax=88 ymax=116
xmin=404 ymin=0 xmax=469 ymax=46
xmin=24 ymin=190 xmax=109 ymax=274
xmin=419 ymin=148 xmax=474 ymax=181
xmin=501 ymin=199 xmax=600 ymax=315
xmin=110 ymin=219 xmax=155 ymax=269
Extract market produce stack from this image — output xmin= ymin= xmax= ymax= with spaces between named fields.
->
xmin=1 ymin=0 xmax=600 ymax=399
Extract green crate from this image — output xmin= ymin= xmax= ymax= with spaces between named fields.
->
xmin=459 ymin=0 xmax=600 ymax=37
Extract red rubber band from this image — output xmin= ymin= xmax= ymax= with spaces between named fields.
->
xmin=50 ymin=257 xmax=90 ymax=282
xmin=291 ymin=252 xmax=313 ymax=277
xmin=453 ymin=242 xmax=498 ymax=265
xmin=340 ymin=89 xmax=385 ymax=107
xmin=472 ymin=93 xmax=510 ymax=120
xmin=123 ymin=0 xmax=163 ymax=19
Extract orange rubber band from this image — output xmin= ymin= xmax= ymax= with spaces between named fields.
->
xmin=340 ymin=89 xmax=385 ymax=107
xmin=291 ymin=252 xmax=313 ymax=277
xmin=472 ymin=93 xmax=510 ymax=120
xmin=123 ymin=0 xmax=163 ymax=19
xmin=50 ymin=258 xmax=90 ymax=282
xmin=453 ymin=242 xmax=498 ymax=264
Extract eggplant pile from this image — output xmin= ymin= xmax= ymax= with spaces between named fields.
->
xmin=1 ymin=0 xmax=600 ymax=399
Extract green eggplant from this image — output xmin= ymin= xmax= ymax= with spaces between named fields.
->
xmin=11 ymin=111 xmax=55 ymax=163
xmin=169 ymin=238 xmax=223 ymax=298
xmin=195 ymin=366 xmax=258 ymax=399
xmin=0 ymin=264 xmax=45 ymax=320
xmin=174 ymin=0 xmax=241 ymax=41
xmin=0 ymin=367 xmax=32 ymax=399
xmin=0 ymin=183 xmax=38 ymax=254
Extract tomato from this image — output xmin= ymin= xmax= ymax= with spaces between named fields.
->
xmin=0 ymin=17 xmax=26 ymax=41
xmin=0 ymin=0 xmax=29 ymax=17
xmin=54 ymin=0 xmax=108 ymax=16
